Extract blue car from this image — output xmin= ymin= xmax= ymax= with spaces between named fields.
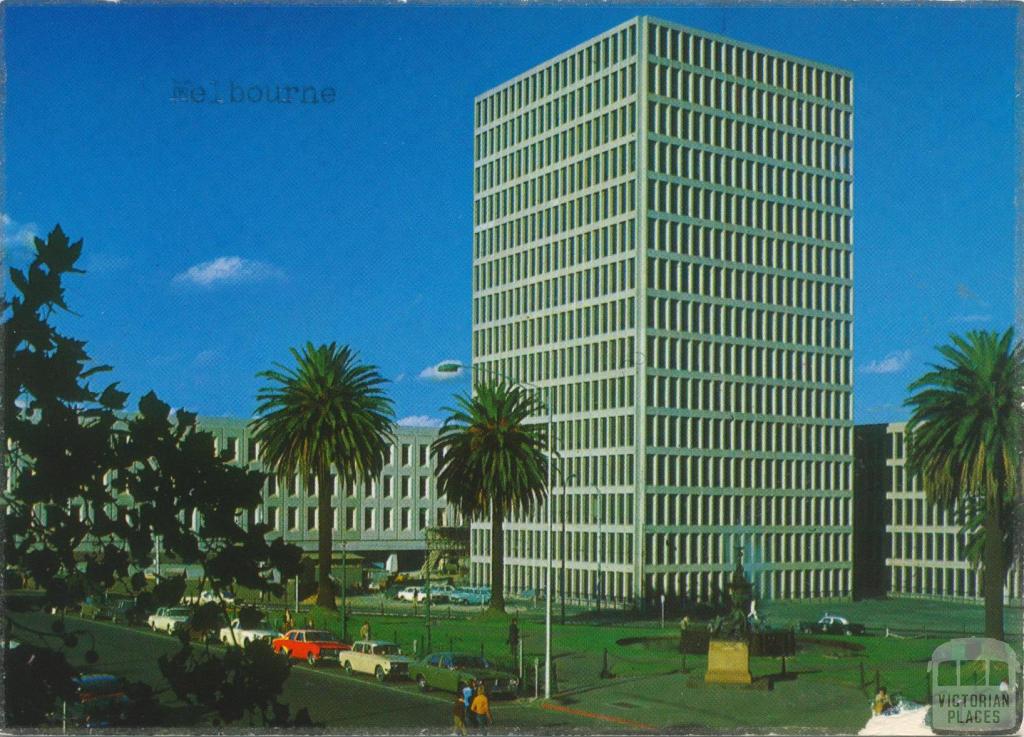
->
xmin=449 ymin=587 xmax=492 ymax=606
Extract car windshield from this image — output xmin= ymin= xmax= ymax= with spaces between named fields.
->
xmin=452 ymin=655 xmax=490 ymax=669
xmin=373 ymin=644 xmax=400 ymax=655
xmin=307 ymin=631 xmax=337 ymax=642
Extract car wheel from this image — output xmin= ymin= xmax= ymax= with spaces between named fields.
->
xmin=844 ymin=628 xmax=852 ymax=636
xmin=343 ymin=660 xmax=353 ymax=675
xmin=417 ymin=675 xmax=429 ymax=692
xmin=375 ymin=665 xmax=386 ymax=682
xmin=307 ymin=652 xmax=317 ymax=666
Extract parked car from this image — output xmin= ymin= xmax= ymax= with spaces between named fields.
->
xmin=798 ymin=613 xmax=866 ymax=636
xmin=409 ymin=652 xmax=519 ymax=696
xmin=219 ymin=618 xmax=281 ymax=647
xmin=339 ymin=640 xmax=412 ymax=681
xmin=80 ymin=595 xmax=128 ymax=621
xmin=181 ymin=589 xmax=235 ymax=606
xmin=110 ymin=598 xmax=148 ymax=625
xmin=396 ymin=586 xmax=423 ymax=602
xmin=57 ymin=674 xmax=131 ymax=729
xmin=272 ymin=629 xmax=351 ymax=666
xmin=449 ymin=587 xmax=492 ymax=606
xmin=147 ymin=607 xmax=192 ymax=635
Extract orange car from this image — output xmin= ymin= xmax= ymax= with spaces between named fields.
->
xmin=272 ymin=629 xmax=350 ymax=666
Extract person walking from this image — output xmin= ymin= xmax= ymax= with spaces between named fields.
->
xmin=360 ymin=621 xmax=371 ymax=641
xmin=283 ymin=608 xmax=294 ymax=631
xmin=470 ymin=685 xmax=492 ymax=733
xmin=507 ymin=617 xmax=519 ymax=658
xmin=452 ymin=693 xmax=467 ymax=736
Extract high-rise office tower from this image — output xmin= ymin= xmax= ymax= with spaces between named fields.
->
xmin=470 ymin=17 xmax=854 ymax=605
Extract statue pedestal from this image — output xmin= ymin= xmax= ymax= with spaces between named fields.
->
xmin=704 ymin=640 xmax=752 ymax=685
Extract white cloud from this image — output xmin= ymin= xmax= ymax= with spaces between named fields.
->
xmin=191 ymin=349 xmax=219 ymax=367
xmin=394 ymin=373 xmax=406 ymax=383
xmin=419 ymin=359 xmax=465 ymax=382
xmin=172 ymin=256 xmax=284 ymax=287
xmin=3 ymin=214 xmax=39 ymax=256
xmin=397 ymin=415 xmax=443 ymax=428
xmin=860 ymin=350 xmax=912 ymax=375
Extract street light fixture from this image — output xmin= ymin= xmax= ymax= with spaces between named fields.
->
xmin=436 ymin=361 xmax=556 ymax=698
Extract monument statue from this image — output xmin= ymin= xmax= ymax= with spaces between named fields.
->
xmin=705 ymin=545 xmax=754 ymax=685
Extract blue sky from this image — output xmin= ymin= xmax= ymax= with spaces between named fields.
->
xmin=4 ymin=4 xmax=1016 ymax=426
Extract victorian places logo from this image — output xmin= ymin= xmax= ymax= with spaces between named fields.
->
xmin=930 ymin=638 xmax=1021 ymax=735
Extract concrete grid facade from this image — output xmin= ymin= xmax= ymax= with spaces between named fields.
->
xmin=884 ymin=422 xmax=1021 ymax=604
xmin=470 ymin=16 xmax=854 ymax=605
xmin=188 ymin=419 xmax=449 ymax=564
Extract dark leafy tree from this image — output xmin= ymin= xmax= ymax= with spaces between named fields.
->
xmin=3 ymin=226 xmax=306 ymax=726
xmin=905 ymin=329 xmax=1022 ymax=641
xmin=431 ymin=380 xmax=549 ymax=612
xmin=251 ymin=343 xmax=394 ymax=627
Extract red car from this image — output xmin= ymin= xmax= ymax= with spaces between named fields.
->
xmin=272 ymin=629 xmax=350 ymax=666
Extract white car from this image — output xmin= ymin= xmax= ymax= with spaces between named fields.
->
xmin=396 ymin=586 xmax=422 ymax=602
xmin=339 ymin=640 xmax=412 ymax=681
xmin=148 ymin=606 xmax=191 ymax=634
xmin=218 ymin=619 xmax=281 ymax=647
xmin=182 ymin=590 xmax=235 ymax=606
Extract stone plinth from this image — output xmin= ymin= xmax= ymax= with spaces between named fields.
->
xmin=704 ymin=639 xmax=752 ymax=685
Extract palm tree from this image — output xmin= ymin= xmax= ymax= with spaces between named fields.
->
xmin=252 ymin=343 xmax=394 ymax=619
xmin=431 ymin=380 xmax=549 ymax=612
xmin=905 ymin=329 xmax=1022 ymax=641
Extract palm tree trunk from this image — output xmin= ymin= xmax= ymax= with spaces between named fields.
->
xmin=317 ymin=470 xmax=337 ymax=610
xmin=983 ymin=491 xmax=1004 ymax=641
xmin=489 ymin=504 xmax=505 ymax=612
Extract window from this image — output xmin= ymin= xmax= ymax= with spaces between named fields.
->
xmin=307 ymin=508 xmax=316 ymax=531
xmin=402 ymin=477 xmax=411 ymax=498
xmin=224 ymin=437 xmax=237 ymax=460
xmin=287 ymin=507 xmax=298 ymax=531
xmin=419 ymin=477 xmax=429 ymax=498
xmin=384 ymin=509 xmax=393 ymax=531
xmin=364 ymin=508 xmax=374 ymax=531
xmin=383 ymin=477 xmax=394 ymax=497
xmin=247 ymin=439 xmax=258 ymax=461
xmin=287 ymin=476 xmax=297 ymax=497
xmin=346 ymin=508 xmax=356 ymax=530
xmin=365 ymin=480 xmax=375 ymax=498
xmin=267 ymin=477 xmax=277 ymax=496
xmin=402 ymin=444 xmax=411 ymax=466
xmin=402 ymin=508 xmax=410 ymax=530
xmin=419 ymin=445 xmax=429 ymax=466
xmin=307 ymin=477 xmax=316 ymax=497
xmin=266 ymin=507 xmax=278 ymax=530
xmin=419 ymin=509 xmax=428 ymax=530
xmin=387 ymin=444 xmax=396 ymax=465
xmin=438 ymin=508 xmax=446 ymax=526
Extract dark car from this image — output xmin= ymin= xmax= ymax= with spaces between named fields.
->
xmin=80 ymin=595 xmax=124 ymax=621
xmin=59 ymin=674 xmax=131 ymax=729
xmin=409 ymin=652 xmax=519 ymax=697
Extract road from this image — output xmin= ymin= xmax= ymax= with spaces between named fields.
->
xmin=8 ymin=610 xmax=613 ymax=733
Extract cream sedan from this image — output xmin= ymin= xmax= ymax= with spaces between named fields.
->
xmin=339 ymin=640 xmax=412 ymax=681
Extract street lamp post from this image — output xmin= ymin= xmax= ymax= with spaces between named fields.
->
xmin=594 ymin=488 xmax=604 ymax=614
xmin=437 ymin=361 xmax=555 ymax=698
xmin=559 ymin=466 xmax=577 ymax=626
